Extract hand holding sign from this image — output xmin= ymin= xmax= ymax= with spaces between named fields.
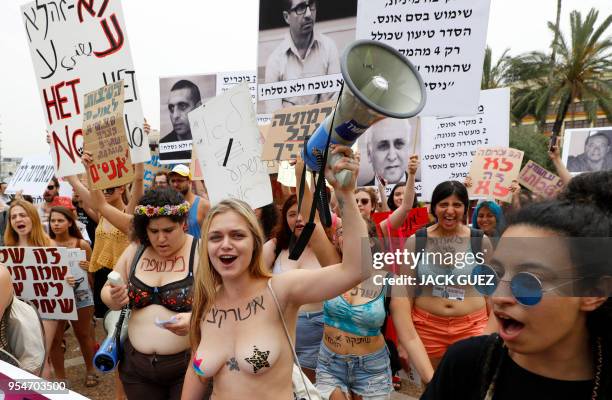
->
xmin=467 ymin=147 xmax=524 ymax=203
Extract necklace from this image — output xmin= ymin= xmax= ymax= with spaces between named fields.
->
xmin=590 ymin=336 xmax=603 ymax=400
xmin=485 ymin=337 xmax=604 ymax=400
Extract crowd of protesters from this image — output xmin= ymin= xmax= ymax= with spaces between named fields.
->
xmin=0 ymin=125 xmax=610 ymax=400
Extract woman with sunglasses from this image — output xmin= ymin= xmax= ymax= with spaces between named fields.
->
xmin=102 ymin=188 xmax=197 ymax=399
xmin=46 ymin=206 xmax=98 ymax=387
xmin=403 ymin=181 xmax=495 ymax=370
xmin=423 ymin=171 xmax=612 ymax=400
xmin=182 ymin=145 xmax=370 ymax=400
xmin=355 ymin=187 xmax=377 ymax=220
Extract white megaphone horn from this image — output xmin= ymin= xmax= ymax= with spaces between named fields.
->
xmin=302 ymin=40 xmax=426 ymax=186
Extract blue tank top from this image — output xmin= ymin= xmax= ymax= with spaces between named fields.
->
xmin=323 ymin=280 xmax=388 ymax=337
xmin=187 ymin=197 xmax=201 ymax=238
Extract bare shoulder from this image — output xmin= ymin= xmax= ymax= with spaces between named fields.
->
xmin=78 ymin=239 xmax=92 ymax=253
xmin=0 ymin=264 xmax=12 ymax=301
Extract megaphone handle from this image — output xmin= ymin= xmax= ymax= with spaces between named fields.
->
xmin=328 ymin=152 xmax=353 ymax=188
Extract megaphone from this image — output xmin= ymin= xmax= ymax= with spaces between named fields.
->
xmin=93 ymin=308 xmax=130 ymax=372
xmin=302 ymin=40 xmax=426 ymax=186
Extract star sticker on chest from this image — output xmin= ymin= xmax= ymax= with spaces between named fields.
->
xmin=244 ymin=346 xmax=270 ymax=373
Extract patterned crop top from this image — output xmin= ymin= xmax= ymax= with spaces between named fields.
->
xmin=128 ymin=238 xmax=198 ymax=313
xmin=323 ymin=276 xmax=389 ymax=337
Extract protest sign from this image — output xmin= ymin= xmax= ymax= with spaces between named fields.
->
xmin=216 ymin=71 xmax=258 ymax=103
xmin=6 ymin=155 xmax=56 ymax=196
xmin=561 ymin=127 xmax=612 ymax=174
xmin=83 ymin=81 xmax=134 ymax=190
xmin=190 ymin=147 xmax=204 ymax=181
xmin=518 ymin=160 xmax=564 ymax=198
xmin=189 ymin=83 xmax=273 ymax=208
xmin=0 ymin=247 xmax=77 ymax=320
xmin=420 ymin=88 xmax=510 ymax=200
xmin=22 ymin=0 xmax=149 ymax=177
xmin=357 ymin=0 xmax=491 ymax=117
xmin=159 ymin=71 xmax=257 ymax=164
xmin=261 ymin=101 xmax=335 ymax=161
xmin=143 ymin=152 xmax=172 ymax=190
xmin=257 ymin=0 xmax=357 ymax=114
xmin=0 ymin=360 xmax=89 ymax=399
xmin=467 ymin=147 xmax=524 ymax=203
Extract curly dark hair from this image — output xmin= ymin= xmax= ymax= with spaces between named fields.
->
xmin=478 ymin=171 xmax=612 ymax=399
xmin=132 ymin=188 xmax=188 ymax=246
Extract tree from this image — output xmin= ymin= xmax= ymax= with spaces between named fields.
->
xmin=509 ymin=8 xmax=612 ymax=136
xmin=481 ymin=46 xmax=511 ymax=90
xmin=509 ymin=125 xmax=555 ymax=172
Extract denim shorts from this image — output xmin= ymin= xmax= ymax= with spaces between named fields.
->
xmin=315 ymin=342 xmax=392 ymax=400
xmin=295 ymin=310 xmax=324 ymax=370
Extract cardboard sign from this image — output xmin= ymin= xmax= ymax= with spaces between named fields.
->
xmin=189 ymin=83 xmax=273 ymax=208
xmin=0 ymin=247 xmax=77 ymax=320
xmin=518 ymin=160 xmax=564 ymax=198
xmin=261 ymin=101 xmax=335 ymax=161
xmin=357 ymin=0 xmax=492 ymax=117
xmin=22 ymin=0 xmax=150 ymax=177
xmin=467 ymin=147 xmax=524 ymax=203
xmin=143 ymin=152 xmax=172 ymax=189
xmin=420 ymin=88 xmax=510 ymax=200
xmin=83 ymin=81 xmax=134 ymax=190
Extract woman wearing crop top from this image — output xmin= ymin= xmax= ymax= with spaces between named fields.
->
xmin=403 ymin=181 xmax=495 ymax=369
xmin=102 ymin=188 xmax=198 ymax=400
xmin=182 ymin=145 xmax=370 ymax=400
xmin=309 ymin=213 xmax=433 ymax=399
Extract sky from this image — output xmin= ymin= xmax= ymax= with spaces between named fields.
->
xmin=0 ymin=0 xmax=610 ymax=158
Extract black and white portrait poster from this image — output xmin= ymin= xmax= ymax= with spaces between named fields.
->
xmin=562 ymin=128 xmax=612 ymax=174
xmin=257 ymin=0 xmax=357 ymax=116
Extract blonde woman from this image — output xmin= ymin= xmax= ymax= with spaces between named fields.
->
xmin=182 ymin=146 xmax=371 ymax=400
xmin=4 ymin=200 xmax=58 ymax=378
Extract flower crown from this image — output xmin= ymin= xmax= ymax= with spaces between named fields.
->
xmin=134 ymin=201 xmax=190 ymax=217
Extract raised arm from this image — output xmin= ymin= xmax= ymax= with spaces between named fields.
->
xmin=548 ymin=144 xmax=572 ymax=186
xmin=275 ymin=145 xmax=370 ymax=306
xmin=385 ymin=155 xmax=418 ymax=230
xmin=64 ymin=175 xmax=97 ymax=212
xmin=377 ymin=178 xmax=390 ymax=212
xmin=294 ymin=159 xmax=341 ymax=267
xmin=126 ymin=162 xmax=145 ymax=214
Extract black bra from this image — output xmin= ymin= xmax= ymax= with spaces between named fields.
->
xmin=127 ymin=238 xmax=197 ymax=313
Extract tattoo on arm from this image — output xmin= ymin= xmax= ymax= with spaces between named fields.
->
xmin=205 ymin=295 xmax=265 ymax=328
xmin=337 ymin=197 xmax=345 ymax=215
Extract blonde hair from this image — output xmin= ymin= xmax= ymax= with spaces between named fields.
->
xmin=190 ymin=199 xmax=272 ymax=350
xmin=5 ymin=200 xmax=52 ymax=246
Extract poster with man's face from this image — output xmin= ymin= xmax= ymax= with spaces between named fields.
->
xmin=356 ymin=118 xmax=420 ymax=187
xmin=159 ymin=74 xmax=216 ymax=164
xmin=562 ymin=128 xmax=612 ymax=174
xmin=257 ymin=0 xmax=358 ymax=115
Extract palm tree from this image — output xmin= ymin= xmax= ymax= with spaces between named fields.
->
xmin=509 ymin=8 xmax=612 ymax=136
xmin=481 ymin=46 xmax=511 ymax=90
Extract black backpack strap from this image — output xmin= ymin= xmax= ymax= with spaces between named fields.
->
xmin=415 ymin=227 xmax=428 ymax=255
xmin=129 ymin=245 xmax=147 ymax=281
xmin=470 ymin=228 xmax=484 ymax=255
xmin=188 ymin=237 xmax=198 ymax=274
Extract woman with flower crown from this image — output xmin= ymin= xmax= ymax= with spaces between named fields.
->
xmin=101 ymin=187 xmax=199 ymax=399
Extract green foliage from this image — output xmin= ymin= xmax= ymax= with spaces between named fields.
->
xmin=509 ymin=125 xmax=555 ymax=171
